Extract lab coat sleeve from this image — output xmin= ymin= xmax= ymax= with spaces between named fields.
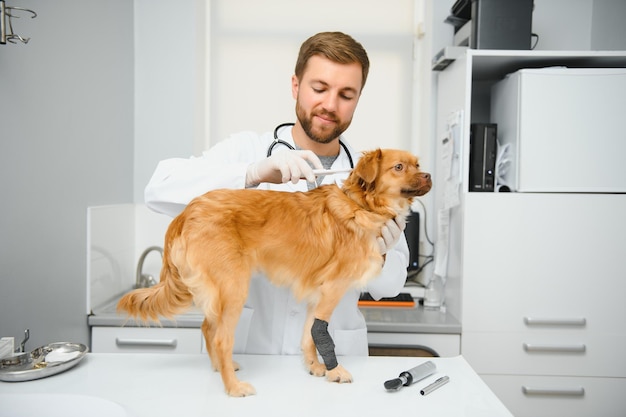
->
xmin=365 ymin=233 xmax=410 ymax=300
xmin=144 ymin=132 xmax=268 ymax=218
xmin=144 ymin=157 xmax=249 ymax=218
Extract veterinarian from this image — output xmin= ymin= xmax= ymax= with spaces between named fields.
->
xmin=144 ymin=31 xmax=409 ymax=356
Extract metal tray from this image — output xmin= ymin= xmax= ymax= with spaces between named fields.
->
xmin=0 ymin=342 xmax=88 ymax=382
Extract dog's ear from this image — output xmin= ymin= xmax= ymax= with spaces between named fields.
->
xmin=356 ymin=149 xmax=383 ymax=187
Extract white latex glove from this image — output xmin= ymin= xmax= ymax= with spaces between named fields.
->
xmin=377 ymin=216 xmax=407 ymax=256
xmin=246 ymin=150 xmax=324 ymax=187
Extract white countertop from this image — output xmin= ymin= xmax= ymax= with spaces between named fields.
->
xmin=0 ymin=354 xmax=511 ymax=417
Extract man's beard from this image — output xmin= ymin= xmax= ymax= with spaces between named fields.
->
xmin=296 ymin=101 xmax=351 ymax=144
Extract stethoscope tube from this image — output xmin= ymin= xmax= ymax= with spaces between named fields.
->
xmin=268 ymin=122 xmax=354 ymax=168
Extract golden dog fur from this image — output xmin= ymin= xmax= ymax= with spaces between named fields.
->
xmin=117 ymin=148 xmax=431 ymax=396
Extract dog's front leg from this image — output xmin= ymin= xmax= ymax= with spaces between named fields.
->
xmin=311 ymin=318 xmax=352 ymax=383
xmin=301 ymin=294 xmax=353 ymax=383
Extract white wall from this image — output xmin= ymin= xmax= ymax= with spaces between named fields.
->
xmin=133 ymin=0 xmax=420 ymax=204
xmin=591 ymin=0 xmax=626 ymax=50
xmin=133 ymin=0 xmax=207 ymax=202
xmin=531 ymin=0 xmax=626 ymax=51
xmin=532 ymin=0 xmax=595 ymax=50
xmin=0 ymin=0 xmax=134 ymax=348
xmin=432 ymin=0 xmax=626 ymax=53
xmin=208 ymin=0 xmax=416 ymax=155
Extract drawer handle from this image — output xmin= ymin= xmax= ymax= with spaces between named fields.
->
xmin=523 ymin=343 xmax=586 ymax=353
xmin=522 ymin=386 xmax=585 ymax=397
xmin=524 ymin=317 xmax=586 ymax=327
xmin=115 ymin=338 xmax=178 ymax=348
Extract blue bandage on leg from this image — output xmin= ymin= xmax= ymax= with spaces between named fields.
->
xmin=311 ymin=318 xmax=338 ymax=370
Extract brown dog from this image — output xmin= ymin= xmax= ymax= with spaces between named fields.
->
xmin=117 ymin=148 xmax=431 ymax=396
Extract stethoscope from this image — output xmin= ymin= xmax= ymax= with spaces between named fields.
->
xmin=268 ymin=122 xmax=355 ymax=169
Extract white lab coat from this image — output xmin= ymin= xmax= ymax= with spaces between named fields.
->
xmin=145 ymin=129 xmax=409 ymax=355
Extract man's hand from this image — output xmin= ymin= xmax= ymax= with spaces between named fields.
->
xmin=246 ymin=150 xmax=323 ymax=187
xmin=377 ymin=216 xmax=407 ymax=256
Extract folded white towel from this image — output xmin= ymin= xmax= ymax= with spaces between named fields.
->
xmin=0 ymin=337 xmax=15 ymax=360
xmin=45 ymin=350 xmax=81 ymax=363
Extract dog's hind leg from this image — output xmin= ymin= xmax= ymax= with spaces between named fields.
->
xmin=184 ymin=257 xmax=251 ymax=396
xmin=213 ymin=310 xmax=255 ymax=396
xmin=211 ymin=280 xmax=255 ymax=397
xmin=202 ymin=318 xmax=241 ymax=373
xmin=201 ymin=318 xmax=217 ymax=369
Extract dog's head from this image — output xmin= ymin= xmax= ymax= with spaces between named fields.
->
xmin=342 ymin=149 xmax=432 ymax=215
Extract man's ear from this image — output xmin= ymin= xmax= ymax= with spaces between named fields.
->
xmin=291 ymin=75 xmax=300 ymax=100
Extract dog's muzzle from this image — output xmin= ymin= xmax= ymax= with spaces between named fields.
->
xmin=403 ymin=172 xmax=432 ymax=197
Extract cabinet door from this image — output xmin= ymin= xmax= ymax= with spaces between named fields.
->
xmin=461 ymin=193 xmax=626 ymax=333
xmin=91 ymin=327 xmax=202 ymax=353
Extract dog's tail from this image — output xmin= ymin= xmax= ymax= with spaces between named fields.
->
xmin=117 ymin=216 xmax=193 ymax=322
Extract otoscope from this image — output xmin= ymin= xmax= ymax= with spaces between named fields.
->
xmin=384 ymin=361 xmax=437 ymax=391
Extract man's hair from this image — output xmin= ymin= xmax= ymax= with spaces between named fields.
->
xmin=295 ymin=32 xmax=370 ymax=91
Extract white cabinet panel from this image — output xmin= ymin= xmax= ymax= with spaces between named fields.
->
xmin=462 ymin=193 xmax=626 ymax=333
xmin=92 ymin=327 xmax=202 ymax=354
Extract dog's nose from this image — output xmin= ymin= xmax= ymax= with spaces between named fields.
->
xmin=422 ymin=173 xmax=431 ymax=180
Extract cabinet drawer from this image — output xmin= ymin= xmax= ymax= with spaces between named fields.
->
xmin=462 ymin=331 xmax=626 ymax=377
xmin=482 ymin=374 xmax=626 ymax=417
xmin=91 ymin=327 xmax=202 ymax=353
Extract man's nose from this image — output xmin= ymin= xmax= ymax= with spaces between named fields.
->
xmin=322 ymin=92 xmax=339 ymax=112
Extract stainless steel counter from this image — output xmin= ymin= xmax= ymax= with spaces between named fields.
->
xmin=88 ymin=297 xmax=204 ymax=328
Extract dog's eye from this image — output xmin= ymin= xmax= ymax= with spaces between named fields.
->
xmin=394 ymin=164 xmax=403 ymax=171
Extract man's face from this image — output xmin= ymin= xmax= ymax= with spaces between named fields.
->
xmin=292 ymin=55 xmax=363 ymax=144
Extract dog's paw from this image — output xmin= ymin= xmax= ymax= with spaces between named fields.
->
xmin=226 ymin=381 xmax=256 ymax=397
xmin=325 ymin=365 xmax=353 ymax=383
xmin=306 ymin=360 xmax=327 ymax=377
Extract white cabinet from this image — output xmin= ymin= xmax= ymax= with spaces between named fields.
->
xmin=460 ymin=194 xmax=626 ymax=416
xmin=434 ymin=50 xmax=626 ymax=417
xmin=91 ymin=327 xmax=203 ymax=354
